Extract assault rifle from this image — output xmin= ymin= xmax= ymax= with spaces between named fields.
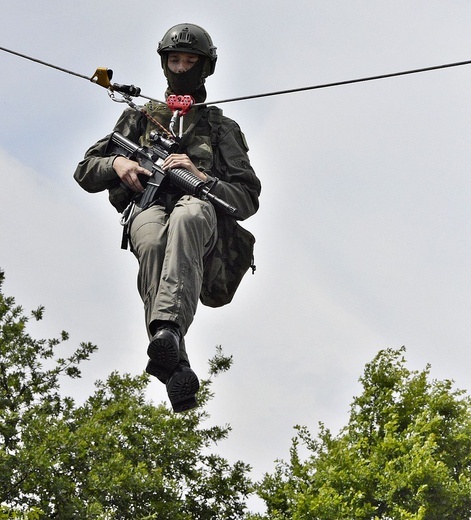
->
xmin=106 ymin=131 xmax=237 ymax=215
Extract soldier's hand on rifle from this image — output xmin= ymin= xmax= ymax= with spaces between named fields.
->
xmin=113 ymin=156 xmax=152 ymax=192
xmin=162 ymin=154 xmax=208 ymax=182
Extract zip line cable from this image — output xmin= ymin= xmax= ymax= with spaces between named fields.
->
xmin=2 ymin=45 xmax=471 ymax=107
xmin=199 ymin=58 xmax=471 ymax=106
xmin=0 ymin=46 xmax=165 ymax=103
xmin=0 ymin=46 xmax=91 ymax=82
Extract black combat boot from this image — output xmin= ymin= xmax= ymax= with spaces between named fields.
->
xmin=147 ymin=322 xmax=181 ymax=374
xmin=166 ymin=364 xmax=200 ymax=413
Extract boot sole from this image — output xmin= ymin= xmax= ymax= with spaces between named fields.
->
xmin=147 ymin=334 xmax=180 ymax=373
xmin=167 ymin=369 xmax=200 ymax=413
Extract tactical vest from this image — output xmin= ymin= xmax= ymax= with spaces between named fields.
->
xmin=141 ymin=100 xmax=222 ymax=177
xmin=108 ymin=102 xmax=223 ymax=214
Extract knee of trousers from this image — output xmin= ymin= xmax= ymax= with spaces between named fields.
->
xmin=170 ymin=196 xmax=217 ymax=235
xmin=129 ymin=207 xmax=169 ymax=258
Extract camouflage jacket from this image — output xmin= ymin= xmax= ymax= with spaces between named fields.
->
xmin=74 ymin=102 xmax=261 ymax=307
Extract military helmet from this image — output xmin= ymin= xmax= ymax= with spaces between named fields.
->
xmin=157 ymin=23 xmax=217 ymax=76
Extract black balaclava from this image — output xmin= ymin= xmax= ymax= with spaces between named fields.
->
xmin=163 ymin=55 xmax=208 ymax=103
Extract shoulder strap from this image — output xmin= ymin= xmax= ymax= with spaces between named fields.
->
xmin=208 ymin=106 xmax=223 ymax=147
xmin=206 ymin=106 xmax=223 ymax=176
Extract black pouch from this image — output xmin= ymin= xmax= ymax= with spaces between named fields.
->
xmin=200 ymin=217 xmax=255 ymax=308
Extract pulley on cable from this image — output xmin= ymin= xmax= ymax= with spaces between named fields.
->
xmin=91 ymin=67 xmax=142 ymax=97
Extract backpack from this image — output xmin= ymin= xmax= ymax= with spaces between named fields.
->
xmin=199 ymin=107 xmax=256 ymax=308
xmin=200 ymin=214 xmax=255 ymax=307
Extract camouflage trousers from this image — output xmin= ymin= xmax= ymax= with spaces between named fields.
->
xmin=129 ymin=195 xmax=217 ymax=364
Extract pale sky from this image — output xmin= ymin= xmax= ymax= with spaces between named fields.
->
xmin=2 ymin=0 xmax=471 ymax=513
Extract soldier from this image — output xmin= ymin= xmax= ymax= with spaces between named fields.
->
xmin=74 ymin=23 xmax=261 ymax=412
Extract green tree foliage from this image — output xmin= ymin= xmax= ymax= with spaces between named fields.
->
xmin=253 ymin=347 xmax=471 ymax=520
xmin=0 ymin=270 xmax=252 ymax=519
